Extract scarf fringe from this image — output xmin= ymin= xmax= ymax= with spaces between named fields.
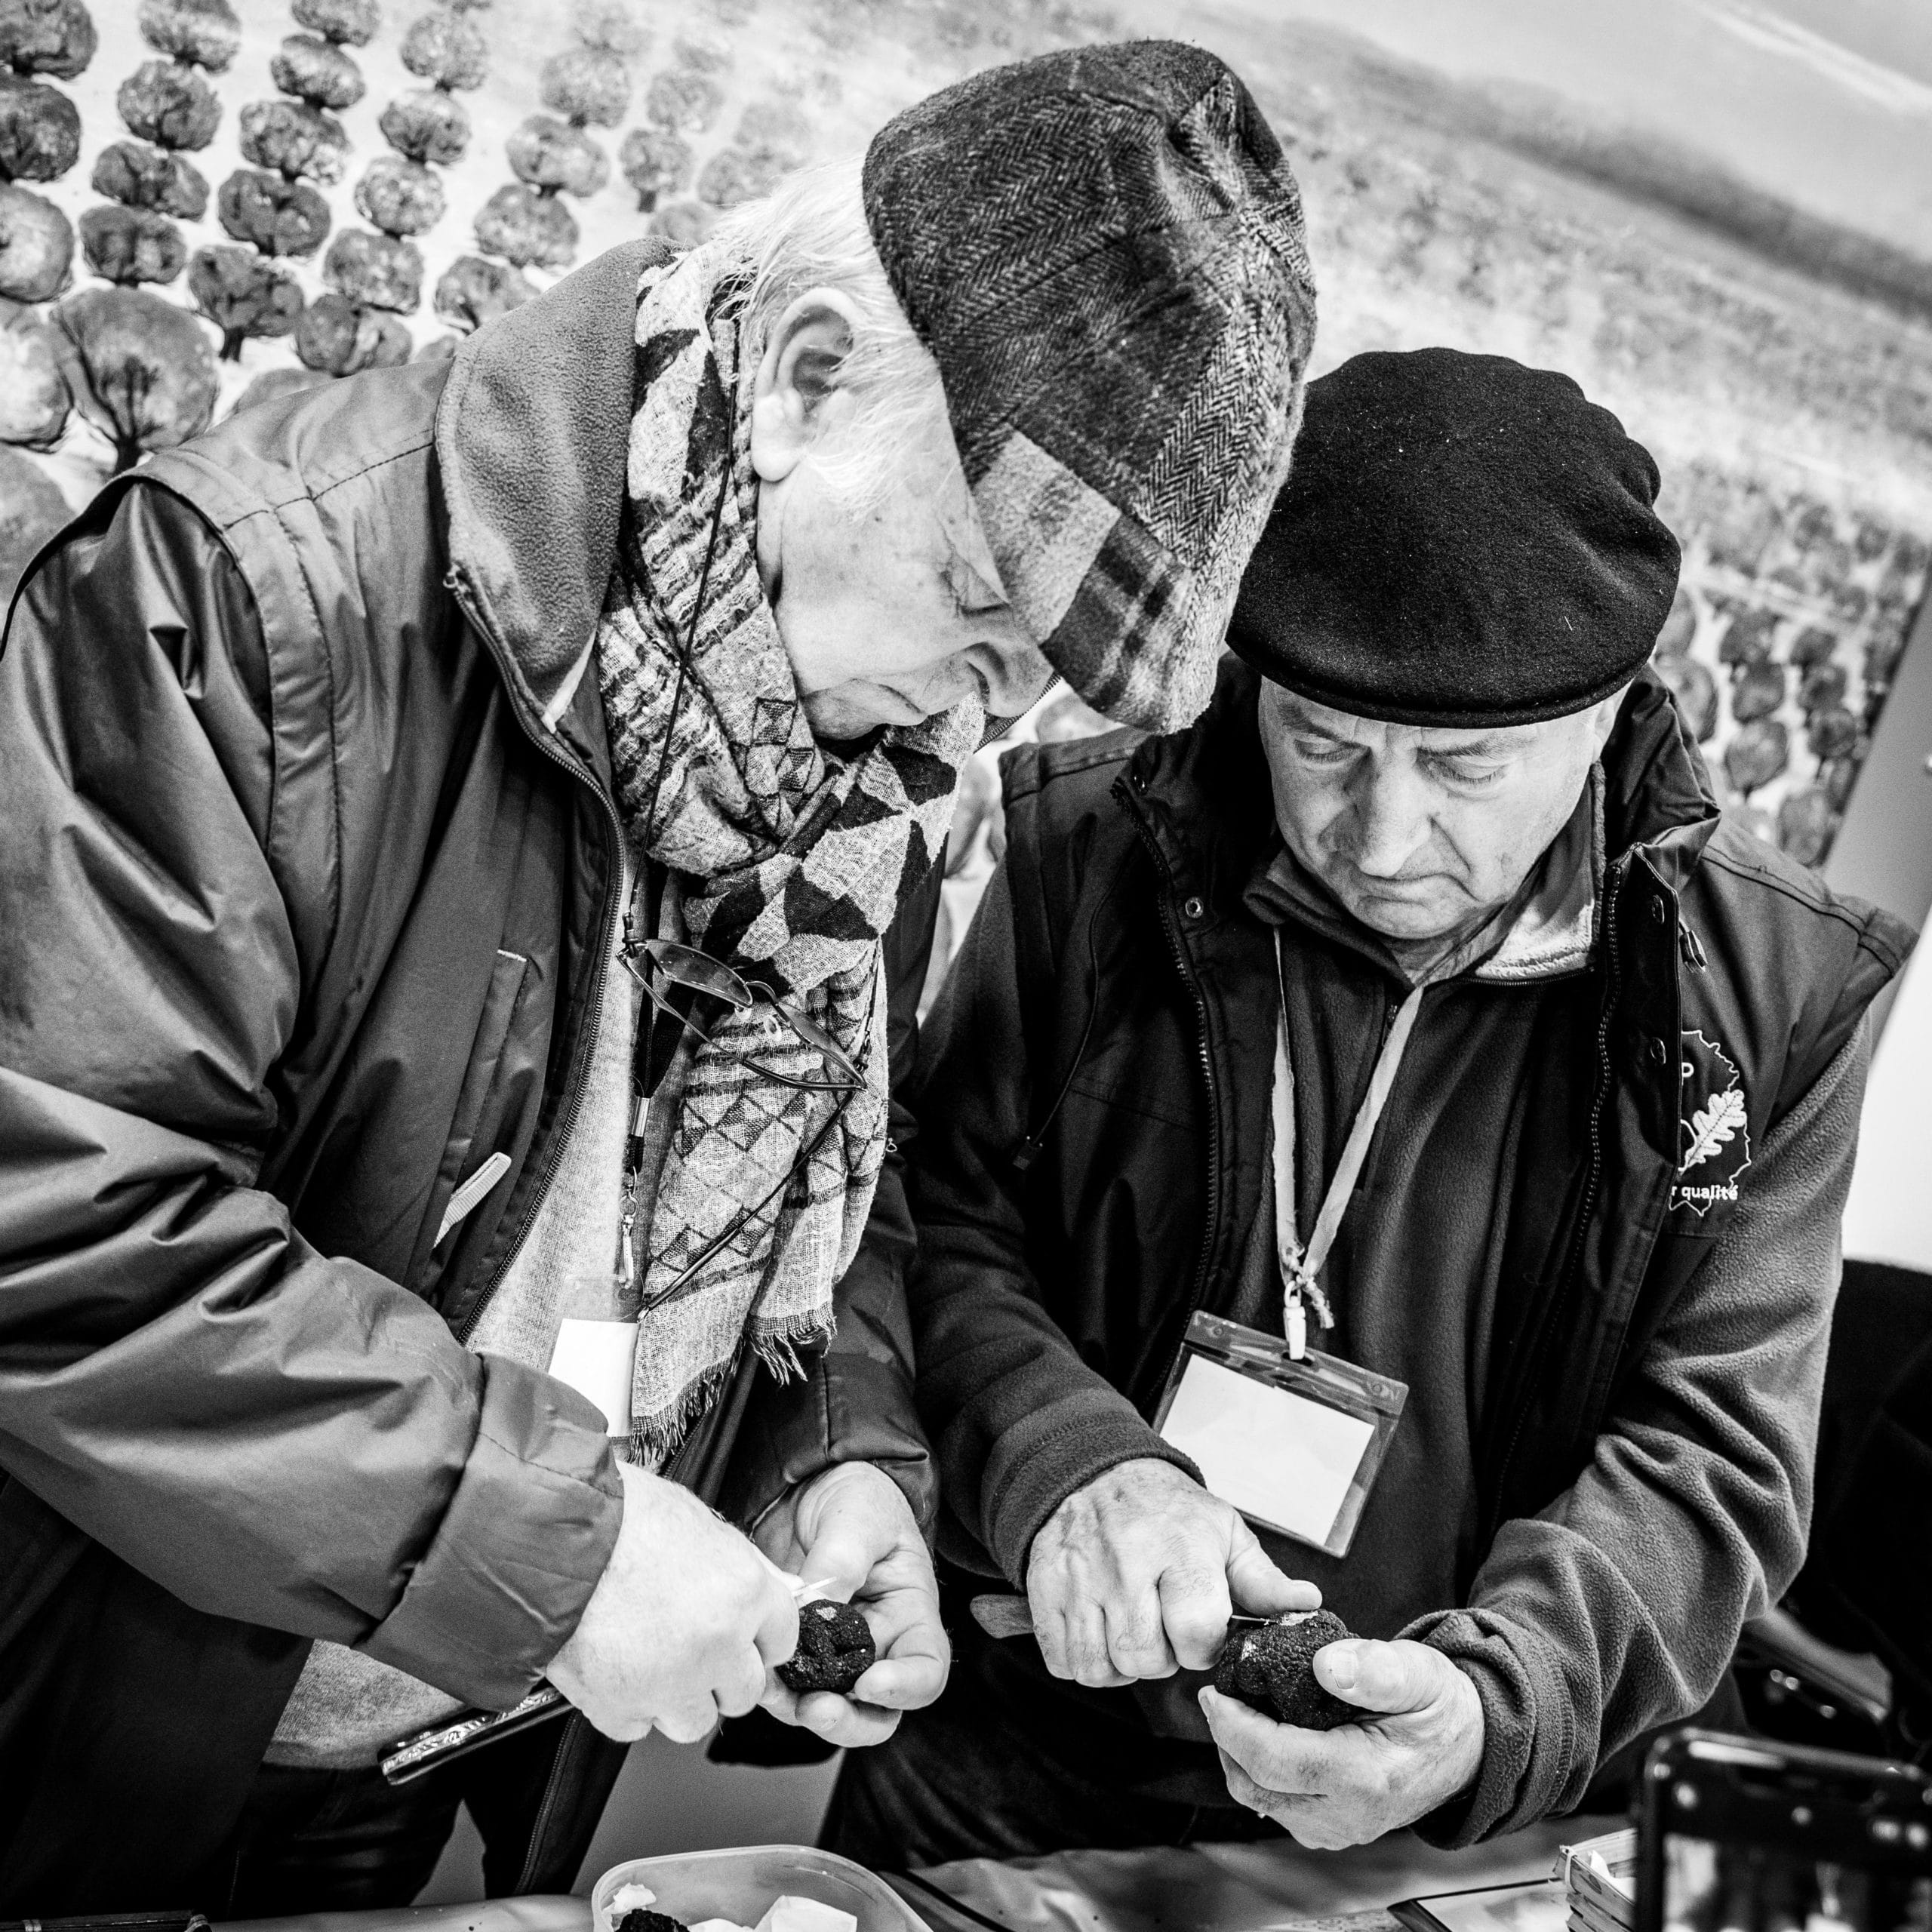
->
xmin=626 ymin=1309 xmax=838 ymax=1467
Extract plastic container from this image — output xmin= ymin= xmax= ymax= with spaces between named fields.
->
xmin=591 ymin=1846 xmax=934 ymax=1932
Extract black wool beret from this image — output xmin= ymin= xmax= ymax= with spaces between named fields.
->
xmin=1226 ymin=347 xmax=1681 ymax=727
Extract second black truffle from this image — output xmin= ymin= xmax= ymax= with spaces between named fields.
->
xmin=777 ymin=1598 xmax=875 ymax=1694
xmin=1212 ymin=1611 xmax=1358 ymax=1730
xmin=616 ymin=1912 xmax=688 ymax=1932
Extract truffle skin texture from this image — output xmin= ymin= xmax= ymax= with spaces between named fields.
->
xmin=1212 ymin=1611 xmax=1358 ymax=1730
xmin=434 ymin=250 xmax=531 ymax=330
xmin=0 ymin=178 xmax=71 ymax=299
xmin=220 ymin=168 xmax=331 ymax=257
xmin=0 ymin=72 xmax=79 ymax=180
xmin=644 ymin=66 xmax=720 ymax=135
xmin=540 ymin=45 xmax=628 ymax=127
xmin=506 ymin=114 xmax=608 ymax=196
xmin=776 ymin=1598 xmax=875 ymax=1695
xmin=380 ymin=88 xmax=468 ymax=165
xmin=1 ymin=0 xmax=97 ymax=81
xmin=79 ymin=203 xmax=185 ymax=285
xmin=355 ymin=154 xmax=444 ymax=235
xmin=93 ymin=139 xmax=209 ymax=217
xmin=137 ymin=0 xmax=239 ymax=71
xmin=619 ymin=125 xmax=689 ymax=209
xmin=294 ymin=286 xmax=377 ymax=374
xmin=239 ymin=99 xmax=349 ymax=183
xmin=56 ymin=284 xmax=218 ymax=472
xmin=323 ymin=225 xmax=422 ymax=311
xmin=272 ymin=32 xmax=365 ymax=110
xmin=117 ymin=60 xmax=220 ymax=150
xmin=400 ymin=11 xmax=486 ymax=91
xmin=473 ymin=180 xmax=575 ymax=269
xmin=572 ymin=0 xmax=644 ymax=57
xmin=291 ymin=0 xmax=379 ymax=48
xmin=615 ymin=1914 xmax=688 ymax=1932
xmin=1723 ymin=718 xmax=1789 ymax=796
xmin=189 ymin=242 xmax=303 ymax=358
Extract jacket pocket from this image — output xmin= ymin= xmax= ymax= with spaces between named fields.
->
xmin=407 ymin=946 xmax=530 ymax=1291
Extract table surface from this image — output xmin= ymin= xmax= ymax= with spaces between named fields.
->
xmin=217 ymin=1815 xmax=1598 ymax=1932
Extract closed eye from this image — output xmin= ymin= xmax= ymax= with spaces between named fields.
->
xmin=1293 ymin=737 xmax=1358 ymax=766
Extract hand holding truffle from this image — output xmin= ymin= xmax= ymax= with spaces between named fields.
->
xmin=1199 ymin=1632 xmax=1486 ymax=1848
xmin=548 ymin=1464 xmax=799 ymax=1746
xmin=754 ymin=1462 xmax=949 ymax=1748
xmin=1026 ymin=1460 xmax=1320 ymax=1687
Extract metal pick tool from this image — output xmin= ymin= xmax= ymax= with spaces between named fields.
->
xmin=379 ymin=1569 xmax=839 ymax=1784
xmin=968 ymin=1594 xmax=1275 ymax=1641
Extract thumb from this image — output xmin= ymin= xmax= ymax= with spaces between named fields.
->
xmin=1313 ymin=1637 xmax=1441 ymax=1714
xmin=753 ymin=1570 xmax=803 ymax=1669
xmin=1225 ymin=1520 xmax=1323 ymax=1618
xmin=793 ymin=1505 xmax=888 ymax=1601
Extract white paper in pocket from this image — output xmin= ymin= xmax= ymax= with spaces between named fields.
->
xmin=547 ymin=1318 xmax=639 ymax=1435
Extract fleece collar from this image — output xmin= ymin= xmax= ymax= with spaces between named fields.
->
xmin=432 ymin=239 xmax=675 ymax=758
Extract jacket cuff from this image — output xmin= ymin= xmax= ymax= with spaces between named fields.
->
xmin=1404 ymin=1606 xmax=1558 ymax=1847
xmin=983 ymin=1389 xmax=1200 ymax=1586
xmin=361 ymin=1353 xmax=623 ymax=1709
xmin=720 ymin=1349 xmax=937 ymax=1536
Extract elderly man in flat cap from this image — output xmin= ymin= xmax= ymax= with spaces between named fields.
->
xmin=828 ymin=348 xmax=1912 ymax=1864
xmin=0 ymin=44 xmax=1316 ymax=1916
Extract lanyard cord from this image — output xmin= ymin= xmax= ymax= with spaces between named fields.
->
xmin=1272 ymin=934 xmax=1426 ymax=1358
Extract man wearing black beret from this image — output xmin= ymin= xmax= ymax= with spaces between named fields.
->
xmin=825 ymin=348 xmax=1914 ymax=1860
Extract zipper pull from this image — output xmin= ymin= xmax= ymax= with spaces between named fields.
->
xmin=1678 ymin=921 xmax=1707 ymax=970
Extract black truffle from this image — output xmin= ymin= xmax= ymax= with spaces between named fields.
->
xmin=1212 ymin=1611 xmax=1357 ymax=1730
xmin=616 ymin=1913 xmax=687 ymax=1932
xmin=776 ymin=1598 xmax=875 ymax=1694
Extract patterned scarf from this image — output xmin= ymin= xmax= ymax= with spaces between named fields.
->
xmin=596 ymin=242 xmax=980 ymax=1460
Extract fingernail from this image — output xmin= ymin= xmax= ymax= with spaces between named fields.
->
xmin=1324 ymin=1645 xmax=1358 ymax=1690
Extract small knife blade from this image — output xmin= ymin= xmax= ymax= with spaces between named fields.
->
xmin=968 ymin=1594 xmax=1275 ymax=1641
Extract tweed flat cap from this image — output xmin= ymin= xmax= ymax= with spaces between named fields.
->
xmin=863 ymin=41 xmax=1317 ymax=733
xmin=1228 ymin=347 xmax=1681 ymax=727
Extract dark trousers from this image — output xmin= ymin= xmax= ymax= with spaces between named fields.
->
xmin=189 ymin=1713 xmax=628 ymax=1917
xmin=201 ymin=1762 xmax=467 ymax=1919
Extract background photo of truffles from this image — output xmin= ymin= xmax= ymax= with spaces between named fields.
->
xmin=3 ymin=0 xmax=1930 ymax=882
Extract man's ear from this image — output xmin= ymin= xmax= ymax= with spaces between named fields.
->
xmin=750 ymin=288 xmax=865 ymax=485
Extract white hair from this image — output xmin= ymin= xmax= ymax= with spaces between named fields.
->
xmin=712 ymin=154 xmax=955 ymax=512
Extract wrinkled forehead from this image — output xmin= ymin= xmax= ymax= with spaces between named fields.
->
xmin=1264 ymin=684 xmax=1573 ymax=756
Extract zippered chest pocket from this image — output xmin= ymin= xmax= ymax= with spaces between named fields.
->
xmin=407 ymin=946 xmax=534 ymax=1293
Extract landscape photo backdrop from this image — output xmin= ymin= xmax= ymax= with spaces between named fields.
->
xmin=4 ymin=0 xmax=1930 ymax=890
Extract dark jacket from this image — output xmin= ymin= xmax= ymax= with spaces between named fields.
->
xmin=904 ymin=659 xmax=1909 ymax=1840
xmin=0 ymin=242 xmax=938 ymax=1912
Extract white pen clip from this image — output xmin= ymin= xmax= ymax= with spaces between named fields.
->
xmin=435 ymin=1150 xmax=512 ymax=1246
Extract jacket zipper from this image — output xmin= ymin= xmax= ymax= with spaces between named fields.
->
xmin=443 ymin=572 xmax=628 ymax=1346
xmin=1482 ymin=865 xmax=1622 ymax=1542
xmin=1122 ymin=785 xmax=1223 ymax=1359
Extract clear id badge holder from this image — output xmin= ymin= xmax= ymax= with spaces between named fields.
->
xmin=1152 ymin=1310 xmax=1407 ymax=1558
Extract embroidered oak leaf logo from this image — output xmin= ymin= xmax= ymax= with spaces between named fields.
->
xmin=1681 ymin=1087 xmax=1746 ymax=1171
xmin=1672 ymin=1029 xmax=1752 ymax=1219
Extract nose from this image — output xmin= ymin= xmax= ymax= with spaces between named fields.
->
xmin=974 ymin=634 xmax=1056 ymax=717
xmin=1346 ymin=761 xmax=1435 ymax=879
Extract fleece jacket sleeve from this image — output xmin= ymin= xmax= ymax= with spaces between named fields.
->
xmin=1406 ymin=1023 xmax=1870 ymax=1844
xmin=903 ymin=855 xmax=1199 ymax=1584
xmin=0 ymin=485 xmax=620 ymax=1711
